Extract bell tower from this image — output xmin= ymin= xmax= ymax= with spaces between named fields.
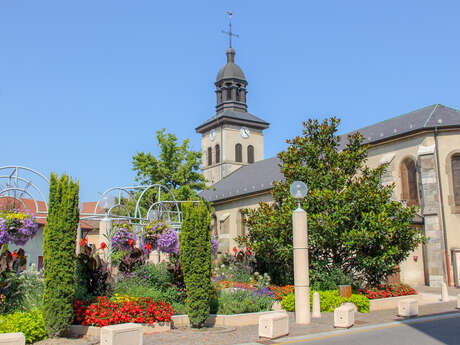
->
xmin=196 ymin=21 xmax=269 ymax=186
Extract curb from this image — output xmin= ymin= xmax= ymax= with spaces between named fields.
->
xmin=235 ymin=311 xmax=460 ymax=345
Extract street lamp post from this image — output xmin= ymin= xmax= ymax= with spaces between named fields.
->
xmin=99 ymin=194 xmax=115 ymax=268
xmin=290 ymin=181 xmax=310 ymax=324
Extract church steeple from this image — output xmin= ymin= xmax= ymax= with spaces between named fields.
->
xmin=215 ymin=47 xmax=248 ymax=113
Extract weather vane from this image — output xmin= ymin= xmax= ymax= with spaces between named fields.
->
xmin=221 ymin=11 xmax=239 ymax=48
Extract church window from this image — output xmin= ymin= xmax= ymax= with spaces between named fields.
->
xmin=207 ymin=147 xmax=212 ymax=166
xmin=452 ymin=155 xmax=460 ymax=206
xmin=247 ymin=145 xmax=254 ymax=163
xmin=215 ymin=144 xmax=220 ymax=164
xmin=400 ymin=158 xmax=419 ymax=206
xmin=235 ymin=144 xmax=242 ymax=162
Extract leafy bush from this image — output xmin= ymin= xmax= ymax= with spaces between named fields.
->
xmin=0 ymin=249 xmax=27 ymax=313
xmin=240 ymin=118 xmax=423 ymax=286
xmin=210 ymin=290 xmax=274 ymax=315
xmin=75 ymin=242 xmax=111 ymax=300
xmin=19 ymin=264 xmax=44 ymax=312
xmin=180 ymin=202 xmax=212 ymax=328
xmin=310 ymin=265 xmax=353 ymax=291
xmin=113 ymin=263 xmax=185 ymax=304
xmin=43 ymin=173 xmax=80 ymax=337
xmin=0 ymin=309 xmax=48 ymax=344
xmin=281 ymin=290 xmax=369 ymax=313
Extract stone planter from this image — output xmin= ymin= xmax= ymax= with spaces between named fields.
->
xmin=369 ymin=294 xmax=421 ymax=311
xmin=69 ymin=322 xmax=171 ymax=338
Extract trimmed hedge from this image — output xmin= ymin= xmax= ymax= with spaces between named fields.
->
xmin=0 ymin=309 xmax=47 ymax=344
xmin=179 ymin=201 xmax=211 ymax=328
xmin=281 ymin=290 xmax=369 ymax=313
xmin=42 ymin=174 xmax=80 ymax=337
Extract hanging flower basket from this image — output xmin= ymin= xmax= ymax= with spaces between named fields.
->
xmin=111 ymin=222 xmax=136 ymax=251
xmin=0 ymin=210 xmax=39 ymax=246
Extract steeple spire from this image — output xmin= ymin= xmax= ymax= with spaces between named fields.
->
xmin=221 ymin=11 xmax=239 ymax=49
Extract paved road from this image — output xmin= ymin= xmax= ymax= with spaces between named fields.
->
xmin=275 ymin=314 xmax=460 ymax=345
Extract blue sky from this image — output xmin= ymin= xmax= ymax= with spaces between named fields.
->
xmin=1 ymin=1 xmax=460 ymax=202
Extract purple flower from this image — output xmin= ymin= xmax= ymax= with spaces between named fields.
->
xmin=112 ymin=223 xmax=137 ymax=251
xmin=211 ymin=235 xmax=218 ymax=256
xmin=157 ymin=228 xmax=179 ymax=255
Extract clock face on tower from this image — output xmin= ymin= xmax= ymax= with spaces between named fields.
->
xmin=240 ymin=127 xmax=250 ymax=138
xmin=209 ymin=129 xmax=216 ymax=141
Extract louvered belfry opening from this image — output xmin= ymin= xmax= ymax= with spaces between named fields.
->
xmin=247 ymin=145 xmax=254 ymax=163
xmin=235 ymin=143 xmax=242 ymax=162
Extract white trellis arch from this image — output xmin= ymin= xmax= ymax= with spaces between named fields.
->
xmin=0 ymin=166 xmax=49 ymax=218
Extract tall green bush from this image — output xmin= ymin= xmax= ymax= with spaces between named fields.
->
xmin=179 ymin=201 xmax=211 ymax=328
xmin=42 ymin=174 xmax=79 ymax=337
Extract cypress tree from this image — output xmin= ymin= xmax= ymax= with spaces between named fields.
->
xmin=179 ymin=201 xmax=211 ymax=328
xmin=43 ymin=174 xmax=80 ymax=337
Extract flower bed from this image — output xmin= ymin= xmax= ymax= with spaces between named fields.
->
xmin=74 ymin=296 xmax=173 ymax=327
xmin=357 ymin=284 xmax=417 ymax=300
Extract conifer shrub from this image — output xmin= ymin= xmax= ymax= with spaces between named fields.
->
xmin=42 ymin=174 xmax=80 ymax=337
xmin=179 ymin=201 xmax=211 ymax=328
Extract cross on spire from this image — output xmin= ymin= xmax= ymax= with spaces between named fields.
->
xmin=221 ymin=11 xmax=239 ymax=48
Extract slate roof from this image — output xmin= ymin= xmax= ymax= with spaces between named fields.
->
xmin=199 ymin=157 xmax=283 ymax=202
xmin=199 ymin=104 xmax=460 ymax=203
xmin=340 ymin=104 xmax=460 ymax=147
xmin=196 ymin=110 xmax=270 ymax=133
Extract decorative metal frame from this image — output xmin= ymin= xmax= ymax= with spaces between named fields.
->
xmin=0 ymin=166 xmax=49 ymax=218
xmin=81 ymin=184 xmax=187 ymax=229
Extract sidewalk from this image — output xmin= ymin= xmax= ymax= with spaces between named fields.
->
xmin=144 ymin=297 xmax=460 ymax=345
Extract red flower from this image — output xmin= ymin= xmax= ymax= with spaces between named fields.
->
xmin=99 ymin=242 xmax=107 ymax=250
xmin=145 ymin=243 xmax=151 ymax=251
xmin=233 ymin=246 xmax=237 ymax=254
xmin=11 ymin=251 xmax=18 ymax=259
xmin=246 ymin=247 xmax=251 ymax=256
xmin=129 ymin=239 xmax=134 ymax=246
xmin=80 ymin=238 xmax=88 ymax=247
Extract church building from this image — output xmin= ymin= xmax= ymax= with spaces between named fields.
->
xmin=197 ymin=46 xmax=460 ymax=288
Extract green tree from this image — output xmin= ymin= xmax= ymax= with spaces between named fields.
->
xmin=240 ymin=118 xmax=423 ymax=287
xmin=179 ymin=201 xmax=211 ymax=328
xmin=43 ymin=174 xmax=80 ymax=337
xmin=132 ymin=129 xmax=206 ymax=201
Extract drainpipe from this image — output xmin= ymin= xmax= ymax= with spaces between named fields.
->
xmin=434 ymin=126 xmax=452 ymax=286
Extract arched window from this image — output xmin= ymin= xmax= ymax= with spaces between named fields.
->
xmin=236 ymin=86 xmax=240 ymax=101
xmin=207 ymin=147 xmax=212 ymax=166
xmin=400 ymin=158 xmax=419 ymax=206
xmin=452 ymin=155 xmax=460 ymax=206
xmin=235 ymin=144 xmax=242 ymax=162
xmin=215 ymin=144 xmax=220 ymax=164
xmin=247 ymin=145 xmax=254 ymax=164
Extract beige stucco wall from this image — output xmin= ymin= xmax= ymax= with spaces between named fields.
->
xmin=10 ymin=225 xmax=44 ymax=269
xmin=213 ymin=191 xmax=273 ymax=252
xmin=201 ymin=124 xmax=265 ymax=185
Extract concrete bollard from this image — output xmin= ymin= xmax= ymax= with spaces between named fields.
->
xmin=101 ymin=323 xmax=143 ymax=345
xmin=334 ymin=303 xmax=354 ymax=328
xmin=398 ymin=299 xmax=418 ymax=317
xmin=441 ymin=282 xmax=449 ymax=302
xmin=457 ymin=294 xmax=460 ymax=309
xmin=312 ymin=292 xmax=321 ymax=318
xmin=259 ymin=312 xmax=289 ymax=339
xmin=0 ymin=332 xmax=25 ymax=345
